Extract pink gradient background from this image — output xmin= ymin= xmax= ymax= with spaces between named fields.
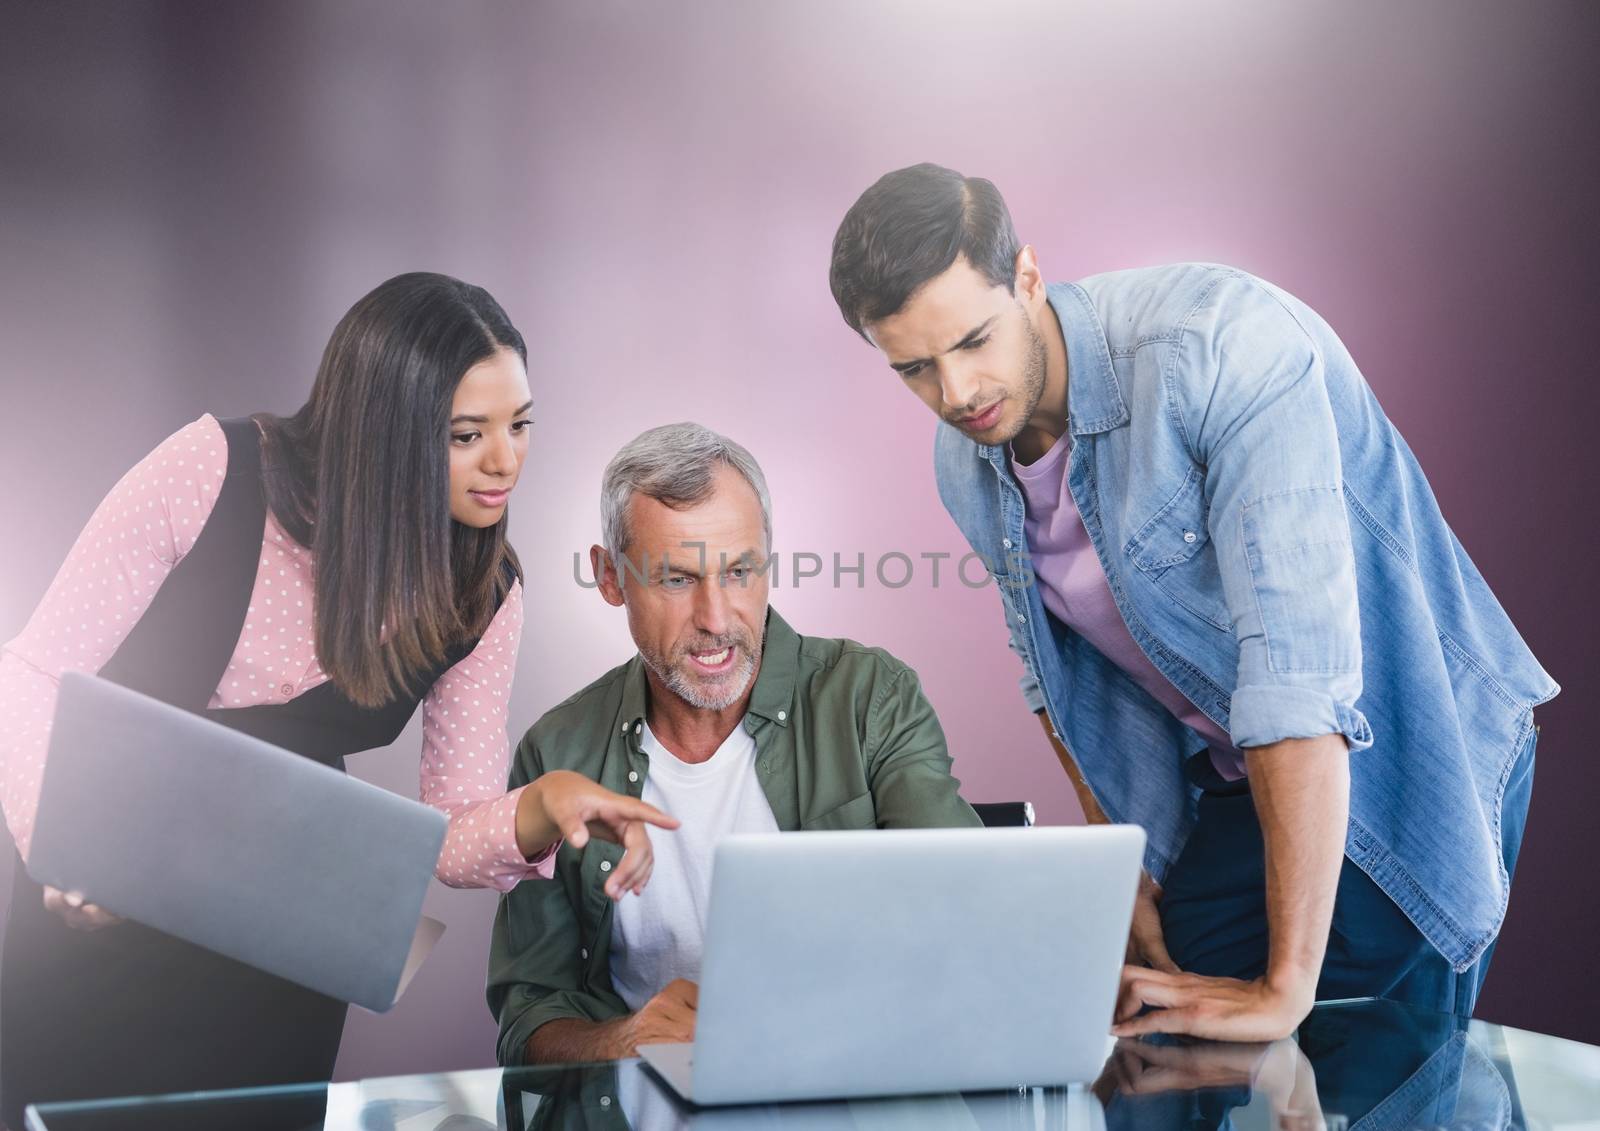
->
xmin=2 ymin=0 xmax=1596 ymax=1074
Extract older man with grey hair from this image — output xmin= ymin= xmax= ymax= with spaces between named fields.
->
xmin=487 ymin=422 xmax=981 ymax=1067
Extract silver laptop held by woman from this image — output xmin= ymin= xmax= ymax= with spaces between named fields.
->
xmin=27 ymin=672 xmax=447 ymax=1012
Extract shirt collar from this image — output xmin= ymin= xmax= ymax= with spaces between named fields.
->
xmin=617 ymin=604 xmax=800 ymax=735
xmin=746 ymin=605 xmax=800 ymax=726
xmin=1053 ymin=282 xmax=1128 ymax=437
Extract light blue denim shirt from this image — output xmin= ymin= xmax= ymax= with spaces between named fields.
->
xmin=934 ymin=265 xmax=1557 ymax=971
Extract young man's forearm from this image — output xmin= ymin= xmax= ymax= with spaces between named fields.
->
xmin=526 ymin=1015 xmax=634 ymax=1065
xmin=1037 ymin=710 xmax=1110 ymax=824
xmin=1244 ymin=733 xmax=1350 ymax=1001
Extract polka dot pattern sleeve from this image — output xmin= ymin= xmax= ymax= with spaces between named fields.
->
xmin=420 ymin=579 xmax=555 ymax=890
xmin=0 ymin=415 xmax=228 ymax=860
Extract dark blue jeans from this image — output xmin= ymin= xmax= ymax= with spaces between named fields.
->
xmin=1158 ymin=727 xmax=1537 ymax=1015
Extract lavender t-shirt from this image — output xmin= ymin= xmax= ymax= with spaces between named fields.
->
xmin=1011 ymin=432 xmax=1249 ymax=781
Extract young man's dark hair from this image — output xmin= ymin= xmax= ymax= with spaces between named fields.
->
xmin=828 ymin=162 xmax=1022 ymax=339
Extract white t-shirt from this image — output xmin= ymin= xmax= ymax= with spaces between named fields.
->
xmin=609 ymin=716 xmax=779 ymax=1012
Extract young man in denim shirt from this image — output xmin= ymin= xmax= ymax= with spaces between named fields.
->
xmin=828 ymin=164 xmax=1557 ymax=1041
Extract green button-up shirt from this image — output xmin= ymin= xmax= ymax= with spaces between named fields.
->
xmin=487 ymin=606 xmax=981 ymax=1066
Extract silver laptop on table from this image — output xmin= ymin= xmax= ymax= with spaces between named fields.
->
xmin=26 ymin=671 xmax=448 ymax=1012
xmin=637 ymin=824 xmax=1144 ymax=1105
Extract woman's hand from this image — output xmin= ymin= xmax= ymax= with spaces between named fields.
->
xmin=42 ymin=885 xmax=122 ymax=931
xmin=516 ymin=770 xmax=679 ymax=899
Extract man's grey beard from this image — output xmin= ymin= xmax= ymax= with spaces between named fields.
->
xmin=640 ymin=631 xmax=762 ymax=711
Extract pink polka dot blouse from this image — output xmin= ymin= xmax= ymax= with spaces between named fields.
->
xmin=0 ymin=414 xmax=554 ymax=891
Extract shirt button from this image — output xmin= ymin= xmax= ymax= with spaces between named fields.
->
xmin=619 ymin=722 xmax=627 ymax=734
xmin=777 ymin=710 xmax=787 ymax=722
xmin=600 ymin=860 xmax=612 ymax=873
xmin=599 ymin=1097 xmax=612 ymax=1109
xmin=580 ymin=948 xmax=589 ymax=960
xmin=633 ymin=722 xmax=641 ymax=736
xmin=1183 ymin=531 xmax=1197 ymax=543
xmin=279 ymin=682 xmax=294 ymax=697
xmin=628 ymin=771 xmax=639 ymax=783
xmin=1002 ymin=537 xmax=1013 ymax=549
xmin=1016 ymin=613 xmax=1027 ymax=624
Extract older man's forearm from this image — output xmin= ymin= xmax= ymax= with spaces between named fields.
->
xmin=1244 ymin=732 xmax=1351 ymax=1002
xmin=526 ymin=1015 xmax=635 ymax=1064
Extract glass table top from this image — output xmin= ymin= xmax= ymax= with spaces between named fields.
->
xmin=26 ymin=998 xmax=1600 ymax=1130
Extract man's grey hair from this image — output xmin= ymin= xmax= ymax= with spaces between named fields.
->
xmin=601 ymin=422 xmax=773 ymax=565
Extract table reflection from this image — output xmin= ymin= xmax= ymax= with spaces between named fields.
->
xmin=502 ymin=1000 xmax=1516 ymax=1131
xmin=32 ymin=997 xmax=1591 ymax=1130
xmin=1094 ymin=999 xmax=1513 ymax=1131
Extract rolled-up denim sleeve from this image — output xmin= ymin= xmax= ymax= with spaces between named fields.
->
xmin=1178 ymin=276 xmax=1372 ymax=752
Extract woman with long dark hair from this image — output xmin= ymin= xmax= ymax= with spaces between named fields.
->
xmin=0 ymin=272 xmax=672 ymax=1124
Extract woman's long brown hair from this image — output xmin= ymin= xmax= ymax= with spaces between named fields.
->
xmin=254 ymin=273 xmax=525 ymax=708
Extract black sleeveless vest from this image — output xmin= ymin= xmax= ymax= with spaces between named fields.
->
xmin=96 ymin=415 xmax=509 ymax=762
